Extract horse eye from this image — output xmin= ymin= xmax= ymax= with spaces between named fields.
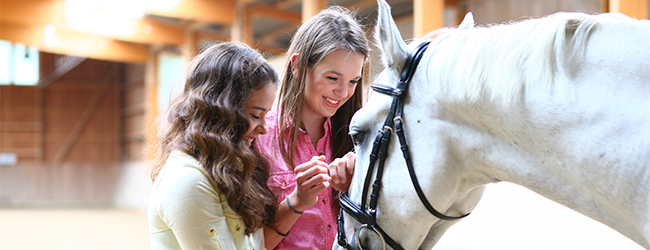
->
xmin=350 ymin=131 xmax=364 ymax=146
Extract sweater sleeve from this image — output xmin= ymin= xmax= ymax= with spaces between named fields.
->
xmin=154 ymin=163 xmax=236 ymax=249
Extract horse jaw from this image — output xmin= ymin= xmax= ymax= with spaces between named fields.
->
xmin=458 ymin=12 xmax=475 ymax=29
xmin=376 ymin=0 xmax=409 ymax=71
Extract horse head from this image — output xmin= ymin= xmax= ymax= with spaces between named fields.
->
xmin=335 ymin=1 xmax=487 ymax=249
xmin=337 ymin=0 xmax=650 ymax=249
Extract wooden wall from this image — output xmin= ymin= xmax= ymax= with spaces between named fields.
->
xmin=123 ymin=64 xmax=147 ymax=163
xmin=0 ymin=85 xmax=41 ymax=161
xmin=458 ymin=0 xmax=603 ymax=25
xmin=0 ymin=52 xmax=128 ymax=206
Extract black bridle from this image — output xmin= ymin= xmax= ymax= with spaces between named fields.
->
xmin=337 ymin=41 xmax=470 ymax=250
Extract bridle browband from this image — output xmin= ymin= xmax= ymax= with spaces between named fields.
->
xmin=337 ymin=41 xmax=469 ymax=250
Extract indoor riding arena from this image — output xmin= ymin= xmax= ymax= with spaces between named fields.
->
xmin=0 ymin=0 xmax=647 ymax=249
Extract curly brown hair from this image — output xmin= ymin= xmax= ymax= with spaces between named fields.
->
xmin=149 ymin=42 xmax=277 ymax=235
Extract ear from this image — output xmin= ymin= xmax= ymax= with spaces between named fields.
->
xmin=458 ymin=12 xmax=475 ymax=29
xmin=289 ymin=53 xmax=300 ymax=77
xmin=376 ymin=0 xmax=408 ymax=70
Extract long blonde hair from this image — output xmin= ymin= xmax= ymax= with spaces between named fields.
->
xmin=277 ymin=6 xmax=370 ymax=168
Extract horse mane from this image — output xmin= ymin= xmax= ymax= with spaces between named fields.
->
xmin=417 ymin=12 xmax=638 ymax=105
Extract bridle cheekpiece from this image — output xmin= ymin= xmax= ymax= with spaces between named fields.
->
xmin=337 ymin=41 xmax=470 ymax=250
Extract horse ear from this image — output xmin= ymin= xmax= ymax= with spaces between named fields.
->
xmin=458 ymin=12 xmax=475 ymax=29
xmin=376 ymin=0 xmax=408 ymax=70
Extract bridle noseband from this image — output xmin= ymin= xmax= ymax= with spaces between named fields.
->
xmin=337 ymin=41 xmax=470 ymax=250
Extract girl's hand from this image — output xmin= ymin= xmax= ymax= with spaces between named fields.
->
xmin=329 ymin=152 xmax=356 ymax=192
xmin=289 ymin=155 xmax=331 ymax=212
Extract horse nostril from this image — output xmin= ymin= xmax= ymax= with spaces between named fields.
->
xmin=355 ymin=225 xmax=387 ymax=250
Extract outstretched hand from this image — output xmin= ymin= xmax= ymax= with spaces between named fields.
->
xmin=329 ymin=152 xmax=356 ymax=192
xmin=289 ymin=155 xmax=331 ymax=212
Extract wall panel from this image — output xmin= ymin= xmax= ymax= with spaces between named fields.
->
xmin=123 ymin=64 xmax=146 ymax=162
xmin=460 ymin=0 xmax=602 ymax=25
xmin=0 ymin=52 xmax=124 ymax=205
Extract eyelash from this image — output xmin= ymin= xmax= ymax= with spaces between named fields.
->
xmin=350 ymin=131 xmax=364 ymax=146
xmin=327 ymin=76 xmax=360 ymax=85
xmin=251 ymin=114 xmax=260 ymax=119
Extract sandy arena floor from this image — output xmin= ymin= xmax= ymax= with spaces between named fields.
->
xmin=0 ymin=208 xmax=148 ymax=250
xmin=0 ymin=184 xmax=645 ymax=250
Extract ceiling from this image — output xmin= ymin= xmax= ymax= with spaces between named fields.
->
xmin=0 ymin=0 xmax=425 ymax=63
xmin=1 ymin=0 xmax=645 ymax=64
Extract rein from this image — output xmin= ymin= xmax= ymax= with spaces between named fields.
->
xmin=337 ymin=41 xmax=470 ymax=250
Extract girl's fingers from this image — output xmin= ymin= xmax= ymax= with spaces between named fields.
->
xmin=329 ymin=152 xmax=355 ymax=185
xmin=300 ymin=173 xmax=330 ymax=189
xmin=345 ymin=152 xmax=356 ymax=175
xmin=329 ymin=164 xmax=340 ymax=185
xmin=328 ymin=159 xmax=345 ymax=185
xmin=294 ymin=155 xmax=328 ymax=173
xmin=295 ymin=164 xmax=329 ymax=183
xmin=294 ymin=172 xmax=330 ymax=208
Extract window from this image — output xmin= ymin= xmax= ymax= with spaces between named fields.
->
xmin=157 ymin=51 xmax=184 ymax=112
xmin=0 ymin=40 xmax=40 ymax=86
xmin=0 ymin=40 xmax=12 ymax=85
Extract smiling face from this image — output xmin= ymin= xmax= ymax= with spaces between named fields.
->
xmin=299 ymin=49 xmax=364 ymax=121
xmin=244 ymin=83 xmax=277 ymax=147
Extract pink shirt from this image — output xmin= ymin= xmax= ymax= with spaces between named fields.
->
xmin=256 ymin=108 xmax=339 ymax=250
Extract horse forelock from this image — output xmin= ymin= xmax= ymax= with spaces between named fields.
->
xmin=416 ymin=12 xmax=636 ymax=106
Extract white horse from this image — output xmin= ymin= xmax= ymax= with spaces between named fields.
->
xmin=336 ymin=0 xmax=650 ymax=249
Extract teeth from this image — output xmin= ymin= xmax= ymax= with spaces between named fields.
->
xmin=325 ymin=97 xmax=339 ymax=104
xmin=245 ymin=138 xmax=254 ymax=144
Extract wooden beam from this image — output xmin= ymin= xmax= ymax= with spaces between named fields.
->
xmin=115 ymin=64 xmax=124 ymax=161
xmin=0 ymin=0 xmax=185 ymax=46
xmin=113 ymin=19 xmax=185 ymax=46
xmin=194 ymin=31 xmax=230 ymax=44
xmin=445 ymin=0 xmax=461 ymax=5
xmin=254 ymin=43 xmax=287 ymax=56
xmin=52 ymin=66 xmax=117 ymax=164
xmin=232 ymin=1 xmax=253 ymax=45
xmin=239 ymin=0 xmax=258 ymax=5
xmin=257 ymin=0 xmax=374 ymax=52
xmin=248 ymin=4 xmax=302 ymax=24
xmin=443 ymin=0 xmax=462 ymax=25
xmin=144 ymin=48 xmax=160 ymax=163
xmin=185 ymin=21 xmax=213 ymax=33
xmin=181 ymin=29 xmax=199 ymax=65
xmin=346 ymin=0 xmax=377 ymax=11
xmin=149 ymin=0 xmax=236 ymax=25
xmin=276 ymin=0 xmax=302 ymax=10
xmin=302 ymin=0 xmax=327 ymax=21
xmin=0 ymin=0 xmax=64 ymax=27
xmin=602 ymin=0 xmax=611 ymax=12
xmin=609 ymin=0 xmax=649 ymax=19
xmin=414 ymin=0 xmax=445 ymax=37
xmin=194 ymin=31 xmax=230 ymax=51
xmin=36 ymin=87 xmax=44 ymax=161
xmin=38 ymin=56 xmax=87 ymax=89
xmin=259 ymin=25 xmax=297 ymax=45
xmin=0 ymin=22 xmax=147 ymax=63
xmin=243 ymin=6 xmax=254 ymax=45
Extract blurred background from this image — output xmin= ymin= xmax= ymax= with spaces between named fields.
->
xmin=0 ymin=0 xmax=647 ymax=249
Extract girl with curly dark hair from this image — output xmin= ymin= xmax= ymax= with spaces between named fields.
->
xmin=148 ymin=42 xmax=278 ymax=249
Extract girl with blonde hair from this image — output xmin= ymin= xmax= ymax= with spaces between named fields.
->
xmin=257 ymin=6 xmax=370 ymax=249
